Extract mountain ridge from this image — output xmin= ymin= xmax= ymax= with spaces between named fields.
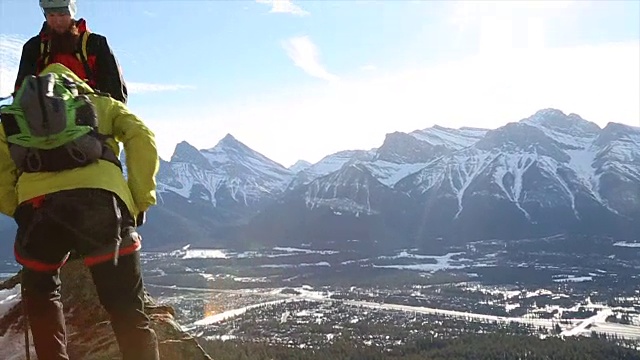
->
xmin=1 ymin=108 xmax=635 ymax=256
xmin=140 ymin=108 xmax=640 ymax=250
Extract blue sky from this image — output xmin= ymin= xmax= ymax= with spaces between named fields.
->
xmin=0 ymin=0 xmax=639 ymax=167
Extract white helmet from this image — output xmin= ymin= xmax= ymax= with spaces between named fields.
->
xmin=39 ymin=0 xmax=77 ymax=18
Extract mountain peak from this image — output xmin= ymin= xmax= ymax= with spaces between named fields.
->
xmin=533 ymin=108 xmax=567 ymax=118
xmin=220 ymin=133 xmax=238 ymax=143
xmin=409 ymin=126 xmax=487 ymax=151
xmin=289 ymin=160 xmax=312 ymax=173
xmin=431 ymin=124 xmax=450 ymax=131
xmin=377 ymin=131 xmax=447 ymax=164
xmin=176 ymin=140 xmax=193 ymax=148
xmin=170 ymin=141 xmax=213 ymax=169
xmin=524 ymin=108 xmax=601 ymax=137
xmin=595 ymin=122 xmax=640 ymax=147
xmin=523 ymin=108 xmax=600 ymax=132
xmin=211 ymin=133 xmax=254 ymax=154
xmin=152 ymin=107 xmax=640 ymax=251
xmin=201 ymin=134 xmax=290 ymax=173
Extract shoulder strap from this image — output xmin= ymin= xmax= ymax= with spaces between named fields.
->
xmin=75 ymin=31 xmax=95 ymax=85
xmin=38 ymin=32 xmax=95 ymax=85
xmin=40 ymin=39 xmax=51 ymax=70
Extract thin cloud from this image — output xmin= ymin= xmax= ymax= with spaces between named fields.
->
xmin=0 ymin=35 xmax=193 ymax=96
xmin=127 ymin=82 xmax=195 ymax=94
xmin=282 ymin=36 xmax=339 ymax=82
xmin=0 ymin=34 xmax=25 ymax=96
xmin=147 ymin=41 xmax=640 ymax=167
xmin=256 ymin=0 xmax=309 ymax=16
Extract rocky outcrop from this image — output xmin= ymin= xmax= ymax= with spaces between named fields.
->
xmin=0 ymin=260 xmax=212 ymax=360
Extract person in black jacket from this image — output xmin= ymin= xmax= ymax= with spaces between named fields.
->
xmin=15 ymin=0 xmax=128 ymax=104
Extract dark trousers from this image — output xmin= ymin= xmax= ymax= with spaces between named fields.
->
xmin=14 ymin=189 xmax=159 ymax=360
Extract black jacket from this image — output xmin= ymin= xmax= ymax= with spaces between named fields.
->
xmin=14 ymin=19 xmax=128 ymax=104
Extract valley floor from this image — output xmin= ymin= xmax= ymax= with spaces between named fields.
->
xmin=138 ymin=236 xmax=640 ymax=353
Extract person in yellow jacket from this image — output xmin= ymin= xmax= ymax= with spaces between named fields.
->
xmin=0 ymin=63 xmax=160 ymax=360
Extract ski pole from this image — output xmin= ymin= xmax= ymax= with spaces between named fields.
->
xmin=20 ymin=270 xmax=31 ymax=360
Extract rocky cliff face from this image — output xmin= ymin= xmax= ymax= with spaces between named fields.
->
xmin=0 ymin=261 xmax=212 ymax=360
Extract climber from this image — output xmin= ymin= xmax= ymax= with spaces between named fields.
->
xmin=0 ymin=63 xmax=159 ymax=360
xmin=14 ymin=0 xmax=128 ymax=104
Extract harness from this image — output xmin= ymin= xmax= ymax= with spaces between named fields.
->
xmin=39 ymin=31 xmax=95 ymax=86
xmin=19 ymin=192 xmax=140 ymax=268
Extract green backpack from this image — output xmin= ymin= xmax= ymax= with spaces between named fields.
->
xmin=0 ymin=72 xmax=120 ymax=172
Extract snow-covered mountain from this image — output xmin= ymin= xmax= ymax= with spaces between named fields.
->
xmin=390 ymin=109 xmax=639 ymax=242
xmin=287 ymin=149 xmax=377 ymax=189
xmin=145 ymin=109 xmax=640 ymax=250
xmin=156 ymin=134 xmax=293 ymax=218
xmin=136 ymin=134 xmax=295 ymax=250
xmin=289 ymin=160 xmax=312 ymax=173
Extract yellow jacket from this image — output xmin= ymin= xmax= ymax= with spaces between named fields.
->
xmin=0 ymin=63 xmax=159 ymax=220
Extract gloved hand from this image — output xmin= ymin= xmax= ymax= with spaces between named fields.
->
xmin=136 ymin=212 xmax=146 ymax=227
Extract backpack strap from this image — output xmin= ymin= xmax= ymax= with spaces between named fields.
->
xmin=40 ymin=39 xmax=51 ymax=70
xmin=92 ymin=132 xmax=123 ymax=171
xmin=39 ymin=32 xmax=94 ymax=85
xmin=75 ymin=31 xmax=95 ymax=85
